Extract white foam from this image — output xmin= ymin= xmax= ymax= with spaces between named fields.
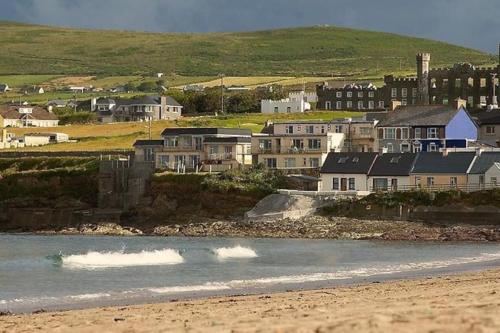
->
xmin=214 ymin=246 xmax=258 ymax=260
xmin=62 ymin=249 xmax=184 ymax=269
xmin=149 ymin=283 xmax=231 ymax=294
xmin=69 ymin=293 xmax=111 ymax=300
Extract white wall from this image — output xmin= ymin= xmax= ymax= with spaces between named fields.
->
xmin=320 ymin=173 xmax=368 ymax=192
xmin=261 ymin=99 xmax=310 ymax=114
xmin=485 ymin=164 xmax=500 ymax=188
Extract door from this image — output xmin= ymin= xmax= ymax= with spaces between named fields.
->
xmin=391 ymin=179 xmax=398 ymax=191
xmin=340 ymin=178 xmax=348 ymax=191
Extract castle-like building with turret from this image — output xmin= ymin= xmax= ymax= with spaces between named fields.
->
xmin=317 ymin=45 xmax=500 ymax=111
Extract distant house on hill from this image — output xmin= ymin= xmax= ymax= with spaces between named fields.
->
xmin=47 ymin=100 xmax=67 ymax=108
xmin=0 ymin=105 xmax=59 ymax=127
xmin=0 ymin=84 xmax=11 ymax=93
xmin=27 ymin=86 xmax=45 ymax=94
xmin=90 ymin=95 xmax=183 ymax=123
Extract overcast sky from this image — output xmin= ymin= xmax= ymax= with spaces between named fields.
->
xmin=1 ymin=0 xmax=499 ymax=53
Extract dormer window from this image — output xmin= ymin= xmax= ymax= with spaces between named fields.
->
xmin=390 ymin=156 xmax=401 ymax=164
xmin=352 ymin=157 xmax=360 ymax=163
xmin=338 ymin=157 xmax=349 ymax=164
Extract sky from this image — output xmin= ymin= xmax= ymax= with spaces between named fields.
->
xmin=0 ymin=0 xmax=499 ymax=53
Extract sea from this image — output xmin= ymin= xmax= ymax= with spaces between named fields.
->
xmin=1 ymin=234 xmax=500 ymax=313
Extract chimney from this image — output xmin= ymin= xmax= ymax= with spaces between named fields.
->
xmin=453 ymin=98 xmax=467 ymax=110
xmin=390 ymin=100 xmax=402 ymax=111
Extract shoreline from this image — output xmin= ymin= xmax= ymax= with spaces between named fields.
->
xmin=5 ymin=215 xmax=499 ymax=242
xmin=2 ymin=268 xmax=500 ymax=332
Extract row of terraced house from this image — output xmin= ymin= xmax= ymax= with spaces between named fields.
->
xmin=134 ymin=101 xmax=500 ymax=190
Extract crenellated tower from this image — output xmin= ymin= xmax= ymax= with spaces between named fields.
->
xmin=416 ymin=53 xmax=431 ymax=105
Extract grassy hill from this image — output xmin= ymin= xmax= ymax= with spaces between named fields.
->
xmin=0 ymin=21 xmax=495 ymax=77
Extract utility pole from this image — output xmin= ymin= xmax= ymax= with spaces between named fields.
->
xmin=219 ymin=73 xmax=225 ymax=114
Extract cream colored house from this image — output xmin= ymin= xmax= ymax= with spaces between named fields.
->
xmin=252 ymin=121 xmax=345 ymax=170
xmin=134 ymin=128 xmax=252 ymax=172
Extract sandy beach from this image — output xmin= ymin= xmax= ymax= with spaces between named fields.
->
xmin=1 ymin=268 xmax=499 ymax=333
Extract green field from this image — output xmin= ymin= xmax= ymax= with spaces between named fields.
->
xmin=0 ymin=21 xmax=495 ymax=77
xmin=8 ymin=111 xmax=363 ymax=151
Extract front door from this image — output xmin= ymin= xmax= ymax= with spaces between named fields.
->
xmin=340 ymin=178 xmax=348 ymax=191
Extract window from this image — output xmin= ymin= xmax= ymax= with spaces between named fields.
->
xmin=360 ymin=127 xmax=371 ymax=136
xmin=369 ymin=91 xmax=374 ymax=98
xmin=402 ymin=99 xmax=407 ymax=106
xmin=347 ymin=91 xmax=353 ymax=98
xmin=443 ymin=96 xmax=449 ymax=105
xmin=486 ymin=126 xmax=496 ymax=135
xmin=428 ymin=143 xmax=438 ymax=152
xmin=480 ymin=78 xmax=486 ymax=88
xmin=333 ymin=178 xmax=339 ymax=190
xmin=402 ymin=128 xmax=409 ymax=139
xmin=384 ymin=128 xmax=396 ymax=139
xmin=415 ymin=176 xmax=422 ymax=186
xmin=334 ymin=125 xmax=343 ymax=133
xmin=284 ymin=158 xmax=296 ymax=168
xmin=414 ymin=128 xmax=421 ymax=139
xmin=308 ymin=139 xmax=321 ymax=150
xmin=348 ymin=178 xmax=355 ymax=190
xmin=144 ymin=148 xmax=154 ymax=162
xmin=306 ymin=125 xmax=314 ymax=134
xmin=190 ymin=155 xmax=200 ymax=168
xmin=455 ymin=78 xmax=461 ymax=88
xmin=428 ymin=128 xmax=438 ymax=139
xmin=492 ymin=177 xmax=498 ymax=186
xmin=174 ymin=155 xmax=186 ymax=168
xmin=402 ymin=88 xmax=407 ymax=98
xmin=259 ymin=139 xmax=272 ymax=150
xmin=321 ymin=126 xmax=325 ymax=134
xmin=427 ymin=177 xmax=435 ymax=187
xmin=347 ymin=101 xmax=353 ymax=108
xmin=309 ymin=158 xmax=320 ymax=168
xmin=286 ymin=126 xmax=294 ymax=134
xmin=264 ymin=158 xmax=277 ymax=168
xmin=468 ymin=96 xmax=474 ymax=107
xmin=450 ymin=177 xmax=457 ymax=187
xmin=386 ymin=143 xmax=394 ymax=152
xmin=373 ymin=178 xmax=388 ymax=191
xmin=325 ymin=101 xmax=332 ymax=110
xmin=336 ymin=101 xmax=342 ymax=110
xmin=158 ymin=155 xmax=169 ymax=168
xmin=165 ymin=137 xmax=178 ymax=147
xmin=401 ymin=143 xmax=410 ymax=152
xmin=413 ymin=143 xmax=422 ymax=153
xmin=368 ymin=101 xmax=374 ymax=109
xmin=378 ymin=101 xmax=385 ymax=108
xmin=357 ymin=101 xmax=364 ymax=109
xmin=358 ymin=92 xmax=363 ymax=98
xmin=336 ymin=91 xmax=342 ymax=98
xmin=286 ymin=107 xmax=291 ymax=113
xmin=443 ymin=79 xmax=449 ymax=88
xmin=274 ymin=106 xmax=279 ymax=113
xmin=208 ymin=145 xmax=219 ymax=155
xmin=412 ymin=88 xmax=417 ymax=97
xmin=391 ymin=88 xmax=397 ymax=98
xmin=292 ymin=139 xmax=304 ymax=149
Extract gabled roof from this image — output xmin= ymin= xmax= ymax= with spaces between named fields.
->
xmin=321 ymin=152 xmax=378 ymax=174
xmin=0 ymin=105 xmax=59 ymax=121
xmin=412 ymin=152 xmax=476 ymax=174
xmin=161 ymin=127 xmax=251 ymax=137
xmin=378 ymin=105 xmax=461 ymax=127
xmin=468 ymin=152 xmax=500 ymax=174
xmin=368 ymin=153 xmax=418 ymax=176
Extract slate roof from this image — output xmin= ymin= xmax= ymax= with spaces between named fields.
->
xmin=377 ymin=105 xmax=461 ymax=127
xmin=0 ymin=105 xmax=59 ymax=120
xmin=133 ymin=140 xmax=164 ymax=147
xmin=468 ymin=152 xmax=500 ymax=174
xmin=368 ymin=153 xmax=418 ymax=176
xmin=96 ymin=98 xmax=116 ymax=104
xmin=320 ymin=152 xmax=378 ymax=174
xmin=474 ymin=110 xmax=500 ymax=125
xmin=161 ymin=128 xmax=251 ymax=137
xmin=114 ymin=96 xmax=181 ymax=107
xmin=412 ymin=152 xmax=476 ymax=174
xmin=365 ymin=112 xmax=388 ymax=122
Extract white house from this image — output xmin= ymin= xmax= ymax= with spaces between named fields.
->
xmin=261 ymin=98 xmax=311 ymax=114
xmin=289 ymin=91 xmax=318 ymax=103
xmin=320 ymin=152 xmax=378 ymax=193
xmin=367 ymin=153 xmax=418 ymax=191
xmin=484 ymin=163 xmax=500 ymax=188
xmin=0 ymin=105 xmax=59 ymax=128
xmin=467 ymin=151 xmax=500 ymax=189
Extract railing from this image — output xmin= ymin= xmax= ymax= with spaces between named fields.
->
xmin=206 ymin=153 xmax=234 ymax=161
xmin=285 ymin=147 xmax=323 ymax=154
xmin=369 ymin=183 xmax=500 ymax=193
xmin=163 ymin=145 xmax=200 ymax=151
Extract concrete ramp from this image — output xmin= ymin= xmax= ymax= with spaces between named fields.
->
xmin=245 ymin=194 xmax=320 ymax=221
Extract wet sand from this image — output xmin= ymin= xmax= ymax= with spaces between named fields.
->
xmin=1 ymin=268 xmax=499 ymax=333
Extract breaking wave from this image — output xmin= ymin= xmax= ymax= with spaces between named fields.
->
xmin=213 ymin=246 xmax=258 ymax=260
xmin=61 ymin=249 xmax=184 ymax=269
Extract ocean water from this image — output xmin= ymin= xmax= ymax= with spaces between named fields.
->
xmin=1 ymin=234 xmax=500 ymax=313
